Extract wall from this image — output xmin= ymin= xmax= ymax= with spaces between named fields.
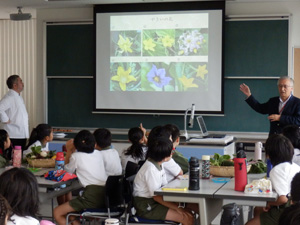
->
xmin=16 ymin=1 xmax=300 ymax=130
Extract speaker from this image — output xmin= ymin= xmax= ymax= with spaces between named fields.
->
xmin=10 ymin=7 xmax=32 ymax=21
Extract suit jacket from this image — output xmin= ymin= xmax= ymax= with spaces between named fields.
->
xmin=246 ymin=95 xmax=300 ymax=134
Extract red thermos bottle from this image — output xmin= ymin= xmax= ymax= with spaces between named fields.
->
xmin=234 ymin=150 xmax=247 ymax=192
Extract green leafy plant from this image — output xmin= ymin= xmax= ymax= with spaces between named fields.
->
xmin=210 ymin=153 xmax=232 ymax=166
xmin=26 ymin=146 xmax=56 ymax=159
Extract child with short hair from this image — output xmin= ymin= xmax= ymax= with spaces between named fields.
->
xmin=0 ymin=167 xmax=40 ymax=225
xmin=133 ymin=136 xmax=198 ymax=225
xmin=93 ymin=128 xmax=122 ymax=176
xmin=163 ymin=124 xmax=189 ymax=173
xmin=246 ymin=134 xmax=300 ymax=225
xmin=147 ymin=125 xmax=183 ymax=182
xmin=279 ymin=172 xmax=300 ymax=225
xmin=0 ymin=194 xmax=11 ymax=225
xmin=23 ymin=123 xmax=53 ymax=158
xmin=283 ymin=125 xmax=300 ymax=166
xmin=0 ymin=130 xmax=10 ymax=167
xmin=54 ymin=130 xmax=107 ymax=225
xmin=120 ymin=126 xmax=147 ymax=170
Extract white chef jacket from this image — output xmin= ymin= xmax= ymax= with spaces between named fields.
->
xmin=0 ymin=89 xmax=29 ymax=138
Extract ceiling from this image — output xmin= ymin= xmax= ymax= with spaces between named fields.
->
xmin=0 ymin=0 xmax=296 ymax=10
xmin=0 ymin=0 xmax=297 ymax=17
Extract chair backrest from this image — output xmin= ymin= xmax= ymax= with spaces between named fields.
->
xmin=105 ymin=174 xmax=125 ymax=209
xmin=125 ymin=161 xmax=140 ymax=179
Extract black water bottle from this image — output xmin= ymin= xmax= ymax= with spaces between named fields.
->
xmin=189 ymin=157 xmax=200 ymax=190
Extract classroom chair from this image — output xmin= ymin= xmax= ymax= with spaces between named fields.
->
xmin=66 ymin=174 xmax=126 ymax=225
xmin=124 ymin=176 xmax=180 ymax=225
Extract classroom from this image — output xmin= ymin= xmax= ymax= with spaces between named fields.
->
xmin=1 ymin=0 xmax=300 ymax=225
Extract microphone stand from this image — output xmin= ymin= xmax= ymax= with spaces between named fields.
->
xmin=182 ymin=106 xmax=191 ymax=139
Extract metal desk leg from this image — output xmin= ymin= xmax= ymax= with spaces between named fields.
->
xmin=198 ymin=198 xmax=223 ymax=225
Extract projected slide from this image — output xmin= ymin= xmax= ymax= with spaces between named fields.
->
xmin=109 ymin=13 xmax=209 ymax=92
xmin=95 ymin=2 xmax=224 ymax=114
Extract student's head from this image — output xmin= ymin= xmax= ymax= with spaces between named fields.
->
xmin=163 ymin=124 xmax=180 ymax=147
xmin=6 ymin=75 xmax=24 ymax=93
xmin=128 ymin=127 xmax=144 ymax=144
xmin=27 ymin=124 xmax=53 ymax=149
xmin=0 ymin=130 xmax=10 ymax=151
xmin=282 ymin=125 xmax=300 ymax=149
xmin=0 ymin=168 xmax=39 ymax=218
xmin=291 ymin=172 xmax=300 ymax=204
xmin=0 ymin=194 xmax=11 ymax=225
xmin=279 ymin=173 xmax=300 ymax=224
xmin=146 ymin=137 xmax=173 ymax=162
xmin=124 ymin=127 xmax=144 ymax=160
xmin=74 ymin=130 xmax=95 ymax=153
xmin=277 ymin=76 xmax=294 ymax=100
xmin=265 ymin=134 xmax=294 ymax=167
xmin=93 ymin=128 xmax=112 ymax=149
xmin=147 ymin=126 xmax=171 ymax=146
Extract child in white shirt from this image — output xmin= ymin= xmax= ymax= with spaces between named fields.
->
xmin=54 ymin=130 xmax=107 ymax=225
xmin=246 ymin=134 xmax=300 ymax=225
xmin=133 ymin=136 xmax=198 ymax=225
xmin=23 ymin=123 xmax=53 ymax=158
xmin=93 ymin=128 xmax=122 ymax=176
xmin=120 ymin=126 xmax=147 ymax=170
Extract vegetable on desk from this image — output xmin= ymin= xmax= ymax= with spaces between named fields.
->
xmin=210 ymin=153 xmax=233 ymax=166
xmin=248 ymin=160 xmax=267 ymax=174
xmin=25 ymin=146 xmax=56 ymax=159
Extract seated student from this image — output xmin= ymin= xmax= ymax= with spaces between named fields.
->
xmin=0 ymin=194 xmax=11 ymax=225
xmin=0 ymin=130 xmax=11 ymax=167
xmin=133 ymin=137 xmax=198 ymax=225
xmin=54 ymin=130 xmax=107 ymax=225
xmin=23 ymin=124 xmax=53 ymax=158
xmin=163 ymin=124 xmax=189 ymax=174
xmin=0 ymin=167 xmax=39 ymax=225
xmin=246 ymin=134 xmax=300 ymax=225
xmin=93 ymin=128 xmax=122 ymax=176
xmin=148 ymin=126 xmax=183 ymax=182
xmin=279 ymin=172 xmax=300 ymax=225
xmin=283 ymin=125 xmax=300 ymax=166
xmin=120 ymin=126 xmax=147 ymax=170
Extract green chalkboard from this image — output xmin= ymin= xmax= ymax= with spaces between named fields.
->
xmin=224 ymin=20 xmax=288 ymax=77
xmin=47 ymin=19 xmax=288 ymax=132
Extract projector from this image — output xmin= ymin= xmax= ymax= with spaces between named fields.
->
xmin=10 ymin=7 xmax=32 ymax=21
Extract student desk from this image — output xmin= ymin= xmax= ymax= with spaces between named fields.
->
xmin=154 ymin=175 xmax=277 ymax=225
xmin=154 ymin=178 xmax=224 ymax=225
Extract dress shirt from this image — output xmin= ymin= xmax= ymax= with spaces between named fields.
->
xmin=0 ymin=89 xmax=29 ymax=138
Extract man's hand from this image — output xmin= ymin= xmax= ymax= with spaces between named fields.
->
xmin=239 ymin=83 xmax=251 ymax=98
xmin=268 ymin=114 xmax=281 ymax=122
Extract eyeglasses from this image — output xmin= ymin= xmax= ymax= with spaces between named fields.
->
xmin=278 ymin=85 xmax=292 ymax=89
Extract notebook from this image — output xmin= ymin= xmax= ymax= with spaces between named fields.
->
xmin=196 ymin=116 xmax=225 ymax=138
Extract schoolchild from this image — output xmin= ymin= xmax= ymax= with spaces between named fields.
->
xmin=54 ymin=130 xmax=107 ymax=225
xmin=133 ymin=136 xmax=198 ymax=225
xmin=163 ymin=124 xmax=189 ymax=173
xmin=282 ymin=125 xmax=300 ymax=166
xmin=94 ymin=128 xmax=122 ymax=176
xmin=120 ymin=126 xmax=147 ymax=170
xmin=0 ymin=194 xmax=11 ymax=225
xmin=23 ymin=124 xmax=53 ymax=158
xmin=279 ymin=172 xmax=300 ymax=225
xmin=0 ymin=167 xmax=39 ymax=225
xmin=246 ymin=134 xmax=300 ymax=225
xmin=0 ymin=130 xmax=11 ymax=167
xmin=147 ymin=126 xmax=183 ymax=182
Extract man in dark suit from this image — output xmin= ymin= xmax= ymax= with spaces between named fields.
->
xmin=240 ymin=76 xmax=300 ymax=134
